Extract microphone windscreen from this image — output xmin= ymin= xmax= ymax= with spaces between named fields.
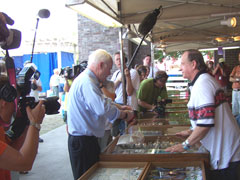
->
xmin=38 ymin=9 xmax=50 ymax=19
xmin=138 ymin=7 xmax=161 ymax=36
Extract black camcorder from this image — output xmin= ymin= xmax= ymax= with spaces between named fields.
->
xmin=16 ymin=65 xmax=41 ymax=97
xmin=60 ymin=61 xmax=88 ymax=79
xmin=0 ymin=12 xmax=21 ymax=50
xmin=6 ymin=62 xmax=61 ymax=140
xmin=0 ymin=12 xmax=60 ymax=140
xmin=154 ymin=99 xmax=172 ymax=118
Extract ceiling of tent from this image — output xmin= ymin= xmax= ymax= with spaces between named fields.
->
xmin=66 ymin=0 xmax=240 ymax=52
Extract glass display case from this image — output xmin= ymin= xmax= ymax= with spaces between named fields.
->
xmin=137 ymin=112 xmax=191 ymax=126
xmin=79 ymin=161 xmax=207 ymax=180
xmin=100 ymin=135 xmax=209 ymax=164
xmin=143 ymin=161 xmax=206 ymax=180
xmin=127 ymin=124 xmax=190 ymax=136
xmin=78 ymin=162 xmax=148 ymax=180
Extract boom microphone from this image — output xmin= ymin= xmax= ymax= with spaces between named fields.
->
xmin=138 ymin=6 xmax=162 ymax=36
xmin=38 ymin=9 xmax=50 ymax=19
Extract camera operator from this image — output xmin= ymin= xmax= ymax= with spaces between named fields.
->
xmin=0 ymin=76 xmax=45 ymax=179
xmin=23 ymin=61 xmax=44 ymax=144
xmin=137 ymin=70 xmax=169 ymax=112
xmin=212 ymin=58 xmax=230 ymax=92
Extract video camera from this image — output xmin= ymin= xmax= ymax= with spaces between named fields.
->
xmin=0 ymin=12 xmax=21 ymax=50
xmin=60 ymin=61 xmax=88 ymax=79
xmin=16 ymin=63 xmax=40 ymax=96
xmin=153 ymin=99 xmax=172 ymax=118
xmin=0 ymin=12 xmax=60 ymax=140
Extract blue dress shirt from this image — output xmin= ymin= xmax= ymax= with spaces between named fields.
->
xmin=67 ymin=68 xmax=120 ymax=137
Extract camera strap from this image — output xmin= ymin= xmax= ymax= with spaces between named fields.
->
xmin=4 ymin=51 xmax=18 ymax=111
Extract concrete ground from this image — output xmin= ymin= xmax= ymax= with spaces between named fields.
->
xmin=17 ymin=113 xmax=74 ymax=180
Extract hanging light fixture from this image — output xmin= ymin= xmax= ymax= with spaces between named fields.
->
xmin=122 ymin=28 xmax=137 ymax=39
xmin=220 ymin=17 xmax=237 ymax=27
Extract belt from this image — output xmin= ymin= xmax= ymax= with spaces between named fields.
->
xmin=233 ymin=89 xmax=240 ymax=91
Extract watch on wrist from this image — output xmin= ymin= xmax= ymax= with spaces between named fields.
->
xmin=30 ymin=121 xmax=41 ymax=131
xmin=182 ymin=139 xmax=191 ymax=150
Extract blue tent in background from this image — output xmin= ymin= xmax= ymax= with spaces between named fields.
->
xmin=13 ymin=51 xmax=74 ymax=92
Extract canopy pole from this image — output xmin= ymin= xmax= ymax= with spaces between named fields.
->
xmin=119 ymin=27 xmax=127 ymax=105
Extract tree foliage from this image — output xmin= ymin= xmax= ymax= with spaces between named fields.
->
xmin=154 ymin=49 xmax=214 ymax=62
xmin=154 ymin=49 xmax=183 ymax=62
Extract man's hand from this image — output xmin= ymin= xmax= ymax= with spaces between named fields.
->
xmin=124 ymin=68 xmax=131 ymax=78
xmin=176 ymin=129 xmax=192 ymax=138
xmin=121 ymin=105 xmax=132 ymax=111
xmin=165 ymin=143 xmax=185 ymax=153
xmin=150 ymin=105 xmax=156 ymax=111
xmin=123 ymin=110 xmax=135 ymax=123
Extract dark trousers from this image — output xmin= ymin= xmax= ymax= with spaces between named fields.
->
xmin=68 ymin=135 xmax=100 ymax=180
xmin=207 ymin=161 xmax=240 ymax=180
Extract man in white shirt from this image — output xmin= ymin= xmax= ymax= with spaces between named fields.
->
xmin=49 ymin=68 xmax=60 ymax=97
xmin=165 ymin=49 xmax=240 ymax=180
xmin=111 ymin=52 xmax=140 ymax=110
xmin=111 ymin=52 xmax=140 ymax=136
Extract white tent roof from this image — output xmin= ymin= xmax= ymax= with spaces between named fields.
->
xmin=66 ymin=0 xmax=240 ymax=52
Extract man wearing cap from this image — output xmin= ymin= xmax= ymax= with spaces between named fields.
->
xmin=230 ymin=52 xmax=240 ymax=117
xmin=212 ymin=57 xmax=230 ymax=92
xmin=137 ymin=70 xmax=168 ymax=112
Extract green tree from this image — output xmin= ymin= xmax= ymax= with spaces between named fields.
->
xmin=154 ymin=49 xmax=183 ymax=62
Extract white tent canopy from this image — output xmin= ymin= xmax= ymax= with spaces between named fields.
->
xmin=66 ymin=0 xmax=240 ymax=52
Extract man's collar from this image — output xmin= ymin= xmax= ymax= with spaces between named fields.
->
xmin=86 ymin=68 xmax=100 ymax=85
xmin=188 ymin=70 xmax=207 ymax=87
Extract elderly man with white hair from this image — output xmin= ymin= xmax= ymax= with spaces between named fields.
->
xmin=67 ymin=49 xmax=134 ymax=180
xmin=49 ymin=68 xmax=60 ymax=97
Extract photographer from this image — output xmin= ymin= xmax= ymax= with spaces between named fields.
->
xmin=0 ymin=76 xmax=45 ymax=179
xmin=212 ymin=58 xmax=230 ymax=92
xmin=137 ymin=70 xmax=168 ymax=112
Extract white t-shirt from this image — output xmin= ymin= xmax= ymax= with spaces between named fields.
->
xmin=188 ymin=73 xmax=240 ymax=170
xmin=50 ymin=74 xmax=60 ymax=87
xmin=111 ymin=68 xmax=140 ymax=110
